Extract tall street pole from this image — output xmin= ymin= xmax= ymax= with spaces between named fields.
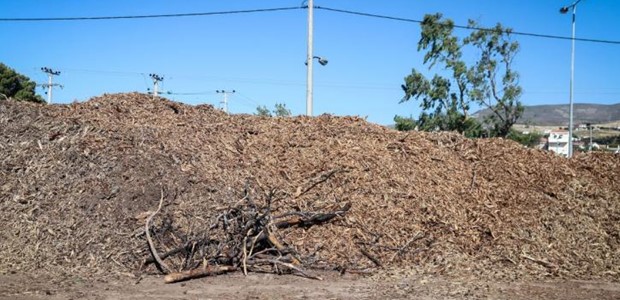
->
xmin=561 ymin=0 xmax=582 ymax=158
xmin=568 ymin=4 xmax=576 ymax=158
xmin=305 ymin=0 xmax=314 ymax=116
xmin=47 ymin=73 xmax=53 ymax=104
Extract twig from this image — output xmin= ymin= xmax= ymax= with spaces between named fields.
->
xmin=273 ymin=202 xmax=351 ymax=229
xmin=521 ymin=254 xmax=558 ymax=270
xmin=389 ymin=231 xmax=425 ymax=262
xmin=247 ymin=233 xmax=261 ymax=259
xmin=242 ymin=236 xmax=248 ymax=276
xmin=470 ymin=164 xmax=478 ymax=190
xmin=164 ymin=265 xmax=238 ymax=284
xmin=143 ymin=237 xmax=216 ymax=266
xmin=360 ymin=248 xmax=382 ymax=267
xmin=182 ymin=241 xmax=197 ymax=270
xmin=145 ymin=188 xmax=172 ymax=274
xmin=248 ymin=247 xmax=278 ymax=259
xmin=250 ymin=259 xmax=322 ymax=280
xmin=265 ymin=227 xmax=301 ymax=265
xmin=500 ymin=256 xmax=517 ymax=265
xmin=295 ymin=169 xmax=345 ymax=199
xmin=344 ymin=268 xmax=375 ymax=275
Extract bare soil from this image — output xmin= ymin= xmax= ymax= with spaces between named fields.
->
xmin=2 ymin=272 xmax=620 ymax=300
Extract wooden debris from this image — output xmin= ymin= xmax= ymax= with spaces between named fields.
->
xmin=0 ymin=92 xmax=618 ymax=283
xmin=164 ymin=265 xmax=237 ymax=284
xmin=145 ymin=188 xmax=172 ymax=274
xmin=360 ymin=248 xmax=382 ymax=268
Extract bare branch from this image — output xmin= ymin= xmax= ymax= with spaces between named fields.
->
xmin=145 ymin=188 xmax=172 ymax=274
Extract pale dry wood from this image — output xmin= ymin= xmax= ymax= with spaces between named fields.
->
xmin=145 ymin=188 xmax=172 ymax=274
xmin=521 ymin=254 xmax=558 ymax=270
xmin=164 ymin=265 xmax=238 ymax=283
xmin=250 ymin=259 xmax=322 ymax=280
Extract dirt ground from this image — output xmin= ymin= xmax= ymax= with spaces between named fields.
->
xmin=2 ymin=271 xmax=619 ymax=300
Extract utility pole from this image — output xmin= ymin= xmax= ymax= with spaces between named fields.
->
xmin=40 ymin=67 xmax=62 ymax=104
xmin=305 ymin=0 xmax=314 ymax=116
xmin=587 ymin=122 xmax=593 ymax=151
xmin=560 ymin=0 xmax=583 ymax=158
xmin=216 ymin=90 xmax=235 ymax=113
xmin=149 ymin=73 xmax=164 ymax=98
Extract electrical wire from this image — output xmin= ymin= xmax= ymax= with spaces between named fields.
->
xmin=3 ymin=5 xmax=618 ymax=44
xmin=230 ymin=96 xmax=258 ymax=111
xmin=315 ymin=6 xmax=620 ymax=45
xmin=160 ymin=91 xmax=217 ymax=96
xmin=0 ymin=7 xmax=303 ymax=21
xmin=236 ymin=92 xmax=261 ymax=107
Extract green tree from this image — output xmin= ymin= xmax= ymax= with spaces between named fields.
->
xmin=393 ymin=115 xmax=417 ymax=131
xmin=273 ymin=103 xmax=292 ymax=117
xmin=506 ymin=129 xmax=543 ymax=148
xmin=466 ymin=20 xmax=523 ymax=137
xmin=418 ymin=112 xmax=483 ymax=138
xmin=256 ymin=105 xmax=272 ymax=117
xmin=255 ymin=103 xmax=292 ymax=117
xmin=401 ymin=14 xmax=522 ymax=137
xmin=394 ymin=113 xmax=482 ymax=138
xmin=0 ymin=63 xmax=44 ymax=103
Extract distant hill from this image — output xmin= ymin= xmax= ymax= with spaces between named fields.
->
xmin=473 ymin=103 xmax=620 ymax=126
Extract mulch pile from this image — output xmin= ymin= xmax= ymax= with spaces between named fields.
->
xmin=1 ymin=93 xmax=618 ymax=282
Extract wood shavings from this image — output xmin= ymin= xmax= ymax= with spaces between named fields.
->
xmin=0 ymin=93 xmax=618 ymax=283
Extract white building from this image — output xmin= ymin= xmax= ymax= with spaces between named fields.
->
xmin=547 ymin=131 xmax=570 ymax=156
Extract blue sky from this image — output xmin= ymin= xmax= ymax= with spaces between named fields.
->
xmin=1 ymin=0 xmax=619 ymax=125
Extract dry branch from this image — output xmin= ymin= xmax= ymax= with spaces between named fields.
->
xmin=249 ymin=259 xmax=323 ymax=280
xmin=521 ymin=254 xmax=558 ymax=270
xmin=264 ymin=227 xmax=301 ymax=265
xmin=389 ymin=231 xmax=425 ymax=262
xmin=148 ymin=182 xmax=350 ymax=282
xmin=145 ymin=188 xmax=172 ymax=274
xmin=273 ymin=202 xmax=351 ymax=229
xmin=143 ymin=238 xmax=214 ymax=266
xmin=294 ymin=169 xmax=347 ymax=198
xmin=164 ymin=265 xmax=238 ymax=284
xmin=360 ymin=248 xmax=382 ymax=268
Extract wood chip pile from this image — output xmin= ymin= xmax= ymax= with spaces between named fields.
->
xmin=1 ymin=93 xmax=618 ymax=282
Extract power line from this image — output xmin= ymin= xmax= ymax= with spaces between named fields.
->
xmin=315 ymin=6 xmax=620 ymax=45
xmin=4 ymin=5 xmax=617 ymax=44
xmin=230 ymin=95 xmax=258 ymax=111
xmin=58 ymin=67 xmax=303 ymax=87
xmin=61 ymin=68 xmax=144 ymax=76
xmin=0 ymin=7 xmax=303 ymax=22
xmin=160 ymin=91 xmax=216 ymax=96
xmin=236 ymin=92 xmax=262 ymax=107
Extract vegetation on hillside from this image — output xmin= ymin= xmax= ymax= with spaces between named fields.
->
xmin=506 ymin=129 xmax=543 ymax=148
xmin=0 ymin=63 xmax=44 ymax=103
xmin=256 ymin=103 xmax=292 ymax=117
